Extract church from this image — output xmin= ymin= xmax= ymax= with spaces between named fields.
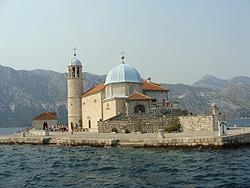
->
xmin=67 ymin=52 xmax=182 ymax=132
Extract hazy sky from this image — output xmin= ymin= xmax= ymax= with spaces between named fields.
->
xmin=1 ymin=0 xmax=249 ymax=85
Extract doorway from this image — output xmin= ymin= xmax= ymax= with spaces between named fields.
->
xmin=43 ymin=121 xmax=48 ymax=130
xmin=134 ymin=105 xmax=145 ymax=113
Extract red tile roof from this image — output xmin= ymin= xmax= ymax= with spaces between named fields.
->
xmin=33 ymin=112 xmax=58 ymax=120
xmin=81 ymin=79 xmax=169 ymax=97
xmin=141 ymin=78 xmax=159 ymax=86
xmin=48 ymin=111 xmax=57 ymax=116
xmin=81 ymin=83 xmax=105 ymax=96
xmin=142 ymin=79 xmax=169 ymax=91
xmin=126 ymin=92 xmax=152 ymax=100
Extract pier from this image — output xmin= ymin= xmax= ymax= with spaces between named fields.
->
xmin=0 ymin=127 xmax=250 ymax=149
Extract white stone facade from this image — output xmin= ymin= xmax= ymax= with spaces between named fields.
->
xmin=102 ymin=98 xmax=126 ymax=120
xmin=82 ymin=91 xmax=103 ymax=129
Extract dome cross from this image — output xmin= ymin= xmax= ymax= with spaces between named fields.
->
xmin=121 ymin=51 xmax=125 ymax=64
xmin=73 ymin=46 xmax=77 ymax=56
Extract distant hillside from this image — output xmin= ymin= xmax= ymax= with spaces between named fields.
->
xmin=160 ymin=82 xmax=250 ymax=119
xmin=30 ymin=69 xmax=58 ymax=78
xmin=192 ymin=75 xmax=250 ymax=89
xmin=0 ymin=64 xmax=250 ymax=127
xmin=0 ymin=64 xmax=106 ymax=127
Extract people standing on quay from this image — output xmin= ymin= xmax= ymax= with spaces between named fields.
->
xmin=75 ymin=123 xmax=78 ymax=132
xmin=162 ymin=99 xmax=165 ymax=107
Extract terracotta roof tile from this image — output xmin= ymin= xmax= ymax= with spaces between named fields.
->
xmin=81 ymin=78 xmax=168 ymax=97
xmin=126 ymin=92 xmax=152 ymax=100
xmin=142 ymin=79 xmax=169 ymax=91
xmin=33 ymin=112 xmax=58 ymax=120
xmin=48 ymin=111 xmax=57 ymax=116
xmin=81 ymin=83 xmax=105 ymax=96
xmin=141 ymin=79 xmax=159 ymax=86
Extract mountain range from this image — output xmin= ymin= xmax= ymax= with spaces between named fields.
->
xmin=0 ymin=64 xmax=249 ymax=127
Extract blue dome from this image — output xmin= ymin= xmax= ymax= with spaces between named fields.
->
xmin=68 ymin=58 xmax=82 ymax=66
xmin=105 ymin=63 xmax=142 ymax=85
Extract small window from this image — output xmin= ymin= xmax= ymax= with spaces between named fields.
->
xmin=88 ymin=120 xmax=91 ymax=128
xmin=83 ymin=102 xmax=85 ymax=105
xmin=94 ymin=99 xmax=97 ymax=103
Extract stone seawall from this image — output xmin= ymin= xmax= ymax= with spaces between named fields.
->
xmin=99 ymin=115 xmax=215 ymax=133
xmin=0 ymin=128 xmax=250 ymax=149
xmin=145 ymin=133 xmax=250 ymax=149
xmin=99 ymin=117 xmax=177 ymax=133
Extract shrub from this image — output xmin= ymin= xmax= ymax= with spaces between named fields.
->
xmin=164 ymin=125 xmax=178 ymax=132
xmin=164 ymin=117 xmax=181 ymax=133
xmin=111 ymin=127 xmax=118 ymax=132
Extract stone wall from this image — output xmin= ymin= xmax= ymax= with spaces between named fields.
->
xmin=179 ymin=115 xmax=213 ymax=132
xmin=29 ymin=130 xmax=49 ymax=136
xmin=152 ymin=107 xmax=188 ymax=117
xmin=67 ymin=77 xmax=83 ymax=130
xmin=98 ymin=114 xmax=215 ymax=133
xmin=143 ymin=90 xmax=168 ymax=101
xmin=104 ymin=108 xmax=188 ymax=121
xmin=98 ymin=117 xmax=175 ymax=133
xmin=127 ymin=100 xmax=151 ymax=115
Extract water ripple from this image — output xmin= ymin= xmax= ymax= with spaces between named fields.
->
xmin=0 ymin=145 xmax=250 ymax=187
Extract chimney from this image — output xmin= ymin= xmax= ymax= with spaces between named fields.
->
xmin=147 ymin=77 xmax=151 ymax=83
xmin=92 ymin=84 xmax=95 ymax=87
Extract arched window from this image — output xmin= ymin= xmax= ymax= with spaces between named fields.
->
xmin=72 ymin=67 xmax=75 ymax=78
xmin=134 ymin=105 xmax=145 ymax=113
xmin=77 ymin=67 xmax=80 ymax=78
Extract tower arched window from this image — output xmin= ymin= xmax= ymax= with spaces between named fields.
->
xmin=72 ymin=67 xmax=75 ymax=78
xmin=77 ymin=67 xmax=80 ymax=78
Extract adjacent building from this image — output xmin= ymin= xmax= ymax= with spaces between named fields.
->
xmin=32 ymin=112 xmax=58 ymax=130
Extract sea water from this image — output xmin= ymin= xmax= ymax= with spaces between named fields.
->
xmin=0 ymin=119 xmax=250 ymax=187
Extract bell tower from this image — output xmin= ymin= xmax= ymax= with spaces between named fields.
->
xmin=67 ymin=47 xmax=83 ymax=130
